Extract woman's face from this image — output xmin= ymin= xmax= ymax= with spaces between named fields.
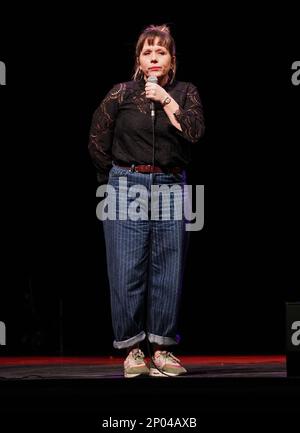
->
xmin=139 ymin=37 xmax=173 ymax=84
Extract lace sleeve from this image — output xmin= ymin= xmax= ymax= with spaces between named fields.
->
xmin=174 ymin=83 xmax=205 ymax=143
xmin=88 ymin=83 xmax=125 ymax=184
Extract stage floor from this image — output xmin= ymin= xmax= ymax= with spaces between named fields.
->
xmin=0 ymin=355 xmax=287 ymax=380
xmin=0 ymin=355 xmax=299 ymax=429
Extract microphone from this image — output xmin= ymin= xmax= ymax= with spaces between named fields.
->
xmin=147 ymin=75 xmax=158 ymax=118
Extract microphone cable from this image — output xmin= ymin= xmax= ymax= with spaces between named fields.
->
xmin=147 ymin=106 xmax=174 ymax=378
xmin=151 ymin=106 xmax=155 ymax=172
xmin=147 ymin=75 xmax=157 ymax=173
xmin=145 ymin=76 xmax=176 ymax=377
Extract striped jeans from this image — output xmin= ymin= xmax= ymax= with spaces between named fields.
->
xmin=102 ymin=164 xmax=190 ymax=349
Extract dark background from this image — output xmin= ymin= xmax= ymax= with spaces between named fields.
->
xmin=0 ymin=5 xmax=299 ymax=357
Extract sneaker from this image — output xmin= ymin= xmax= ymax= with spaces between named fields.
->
xmin=124 ymin=349 xmax=150 ymax=378
xmin=149 ymin=351 xmax=187 ymax=377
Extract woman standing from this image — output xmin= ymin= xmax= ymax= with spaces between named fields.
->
xmin=89 ymin=24 xmax=205 ymax=377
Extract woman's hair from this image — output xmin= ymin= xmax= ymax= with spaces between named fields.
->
xmin=133 ymin=24 xmax=176 ymax=83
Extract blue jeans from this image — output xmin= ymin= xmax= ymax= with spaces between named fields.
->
xmin=102 ymin=164 xmax=190 ymax=349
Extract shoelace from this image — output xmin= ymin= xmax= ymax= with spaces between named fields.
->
xmin=132 ymin=350 xmax=145 ymax=361
xmin=156 ymin=351 xmax=181 ymax=365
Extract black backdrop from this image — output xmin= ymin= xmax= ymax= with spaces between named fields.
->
xmin=0 ymin=5 xmax=299 ymax=356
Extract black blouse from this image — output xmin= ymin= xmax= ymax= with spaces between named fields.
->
xmin=88 ymin=79 xmax=205 ymax=184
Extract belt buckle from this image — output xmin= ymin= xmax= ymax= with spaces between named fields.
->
xmin=129 ymin=164 xmax=136 ymax=173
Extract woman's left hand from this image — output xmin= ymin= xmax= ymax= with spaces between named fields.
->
xmin=145 ymin=82 xmax=168 ymax=104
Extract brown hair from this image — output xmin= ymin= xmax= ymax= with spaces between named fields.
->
xmin=133 ymin=24 xmax=176 ymax=83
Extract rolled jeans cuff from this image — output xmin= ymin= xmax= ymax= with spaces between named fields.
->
xmin=113 ymin=331 xmax=146 ymax=349
xmin=147 ymin=333 xmax=180 ymax=346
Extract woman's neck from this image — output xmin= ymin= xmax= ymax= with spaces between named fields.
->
xmin=158 ymin=75 xmax=169 ymax=87
xmin=143 ymin=75 xmax=169 ymax=87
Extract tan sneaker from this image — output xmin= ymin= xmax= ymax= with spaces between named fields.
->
xmin=124 ymin=349 xmax=150 ymax=378
xmin=149 ymin=351 xmax=187 ymax=377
